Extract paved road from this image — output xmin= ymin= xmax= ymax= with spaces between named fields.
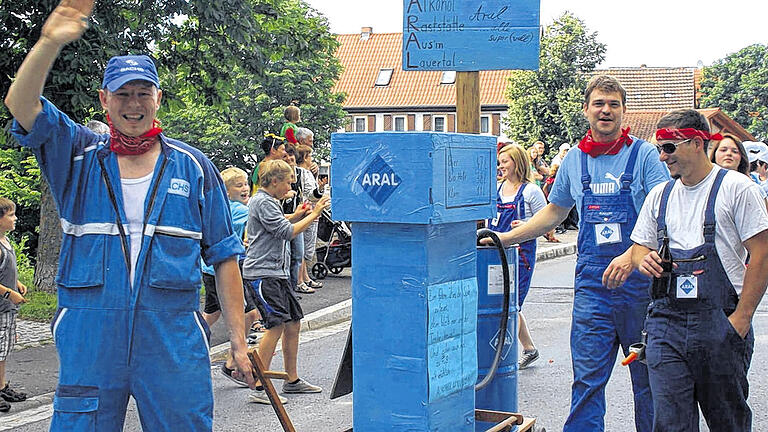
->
xmin=10 ymin=254 xmax=768 ymax=431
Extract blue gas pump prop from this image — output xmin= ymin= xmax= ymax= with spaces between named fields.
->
xmin=331 ymin=132 xmax=496 ymax=431
xmin=475 ymin=230 xmax=519 ymax=431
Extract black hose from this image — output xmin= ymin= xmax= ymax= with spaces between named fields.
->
xmin=475 ymin=229 xmax=511 ymax=392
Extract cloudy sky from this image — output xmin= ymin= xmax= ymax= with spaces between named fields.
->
xmin=305 ymin=0 xmax=767 ymax=67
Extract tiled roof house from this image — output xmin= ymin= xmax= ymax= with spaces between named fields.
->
xmin=333 ymin=29 xmax=755 ymax=143
xmin=333 ymin=30 xmax=511 ymax=137
xmin=588 ymin=67 xmax=700 ymax=111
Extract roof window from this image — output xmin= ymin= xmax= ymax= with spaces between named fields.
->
xmin=375 ymin=68 xmax=394 ymax=86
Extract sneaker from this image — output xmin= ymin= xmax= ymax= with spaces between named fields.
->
xmin=0 ymin=398 xmax=9 ymax=413
xmin=306 ymin=279 xmax=323 ymax=289
xmin=518 ymin=349 xmax=540 ymax=370
xmin=282 ymin=378 xmax=322 ymax=394
xmin=0 ymin=383 xmax=26 ymax=402
xmin=220 ymin=364 xmax=250 ymax=388
xmin=248 ymin=389 xmax=288 ymax=405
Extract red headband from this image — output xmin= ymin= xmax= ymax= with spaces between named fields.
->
xmin=655 ymin=128 xmax=723 ymax=141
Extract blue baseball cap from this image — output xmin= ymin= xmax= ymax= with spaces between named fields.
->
xmin=101 ymin=55 xmax=160 ymax=92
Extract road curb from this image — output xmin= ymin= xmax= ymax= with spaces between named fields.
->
xmin=536 ymin=242 xmax=577 ymax=262
xmin=210 ymin=299 xmax=353 ymax=362
xmin=301 ymin=298 xmax=352 ymax=332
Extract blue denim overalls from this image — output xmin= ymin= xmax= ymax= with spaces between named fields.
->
xmin=564 ymin=144 xmax=653 ymax=431
xmin=488 ymin=181 xmax=537 ymax=306
xmin=646 ymin=169 xmax=754 ymax=431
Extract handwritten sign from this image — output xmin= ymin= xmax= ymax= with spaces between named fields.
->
xmin=427 ymin=278 xmax=478 ymax=402
xmin=445 ymin=147 xmax=491 ymax=208
xmin=403 ymin=0 xmax=540 ymax=71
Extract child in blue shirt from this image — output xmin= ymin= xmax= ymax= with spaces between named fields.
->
xmin=202 ymin=168 xmax=265 ymax=386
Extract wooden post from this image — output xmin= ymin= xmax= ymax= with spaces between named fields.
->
xmin=456 ymin=71 xmax=480 ymax=134
xmin=248 ymin=350 xmax=295 ymax=432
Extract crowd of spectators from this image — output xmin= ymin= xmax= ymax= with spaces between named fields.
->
xmin=207 ymin=106 xmax=331 ymax=405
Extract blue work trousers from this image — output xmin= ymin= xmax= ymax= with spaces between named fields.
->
xmin=565 ymin=262 xmax=653 ymax=432
xmin=646 ymin=304 xmax=754 ymax=431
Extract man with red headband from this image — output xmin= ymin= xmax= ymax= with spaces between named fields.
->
xmin=4 ymin=0 xmax=255 ymax=430
xmin=488 ymin=75 xmax=669 ymax=430
xmin=623 ymin=109 xmax=768 ymax=430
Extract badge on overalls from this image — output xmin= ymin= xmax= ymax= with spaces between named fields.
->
xmin=676 ymin=275 xmax=698 ymax=299
xmin=595 ymin=223 xmax=621 ymax=245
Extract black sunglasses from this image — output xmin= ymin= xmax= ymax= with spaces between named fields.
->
xmin=656 ymin=138 xmax=692 ymax=154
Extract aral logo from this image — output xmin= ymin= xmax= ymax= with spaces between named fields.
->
xmin=357 ymin=155 xmax=401 ymax=205
xmin=600 ymin=226 xmax=614 ymax=239
xmin=361 ymin=172 xmax=399 ymax=187
xmin=168 ymin=178 xmax=190 ymax=197
xmin=679 ymin=279 xmax=695 ymax=294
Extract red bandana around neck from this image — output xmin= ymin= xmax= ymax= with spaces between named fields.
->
xmin=107 ymin=115 xmax=163 ymax=155
xmin=655 ymin=128 xmax=723 ymax=141
xmin=578 ymin=127 xmax=633 ymax=158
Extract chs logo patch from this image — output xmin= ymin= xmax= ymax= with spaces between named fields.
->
xmin=168 ymin=178 xmax=190 ymax=197
xmin=357 ymin=155 xmax=401 ymax=206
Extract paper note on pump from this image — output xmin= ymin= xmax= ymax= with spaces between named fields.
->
xmin=487 ymin=264 xmax=516 ymax=296
xmin=427 ymin=278 xmax=478 ymax=401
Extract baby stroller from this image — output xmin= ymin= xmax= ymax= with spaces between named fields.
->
xmin=311 ymin=209 xmax=352 ymax=280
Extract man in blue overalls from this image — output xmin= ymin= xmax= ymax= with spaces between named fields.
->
xmin=4 ymin=1 xmax=256 ymax=430
xmin=491 ymin=75 xmax=669 ymax=431
xmin=624 ymin=109 xmax=768 ymax=430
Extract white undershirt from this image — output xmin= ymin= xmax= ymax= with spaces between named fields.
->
xmin=631 ymin=167 xmax=768 ymax=294
xmin=498 ymin=182 xmax=547 ymax=222
xmin=121 ymin=172 xmax=153 ymax=285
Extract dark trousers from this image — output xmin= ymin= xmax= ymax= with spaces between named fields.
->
xmin=646 ymin=304 xmax=754 ymax=431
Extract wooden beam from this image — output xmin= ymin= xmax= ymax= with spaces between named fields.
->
xmin=248 ymin=350 xmax=296 ymax=432
xmin=456 ymin=71 xmax=480 ymax=134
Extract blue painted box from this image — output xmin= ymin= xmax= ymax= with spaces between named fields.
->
xmin=352 ymin=221 xmax=479 ymax=431
xmin=330 ymin=132 xmax=496 ymax=224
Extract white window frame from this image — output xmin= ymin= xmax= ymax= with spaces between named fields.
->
xmin=354 ymin=117 xmax=367 ymax=132
xmin=433 ymin=115 xmax=447 ymax=132
xmin=440 ymin=71 xmax=456 ymax=85
xmin=375 ymin=68 xmax=394 ymax=86
xmin=480 ymin=116 xmax=490 ymax=134
xmin=394 ymin=116 xmax=406 ymax=132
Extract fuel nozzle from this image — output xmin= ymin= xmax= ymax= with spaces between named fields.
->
xmin=622 ymin=331 xmax=647 ymax=366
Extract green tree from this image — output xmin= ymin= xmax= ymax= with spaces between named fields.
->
xmin=503 ymin=12 xmax=606 ymax=156
xmin=162 ymin=0 xmax=346 ymax=170
xmin=0 ymin=136 xmax=41 ymax=253
xmin=699 ymin=44 xmax=768 ymax=140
